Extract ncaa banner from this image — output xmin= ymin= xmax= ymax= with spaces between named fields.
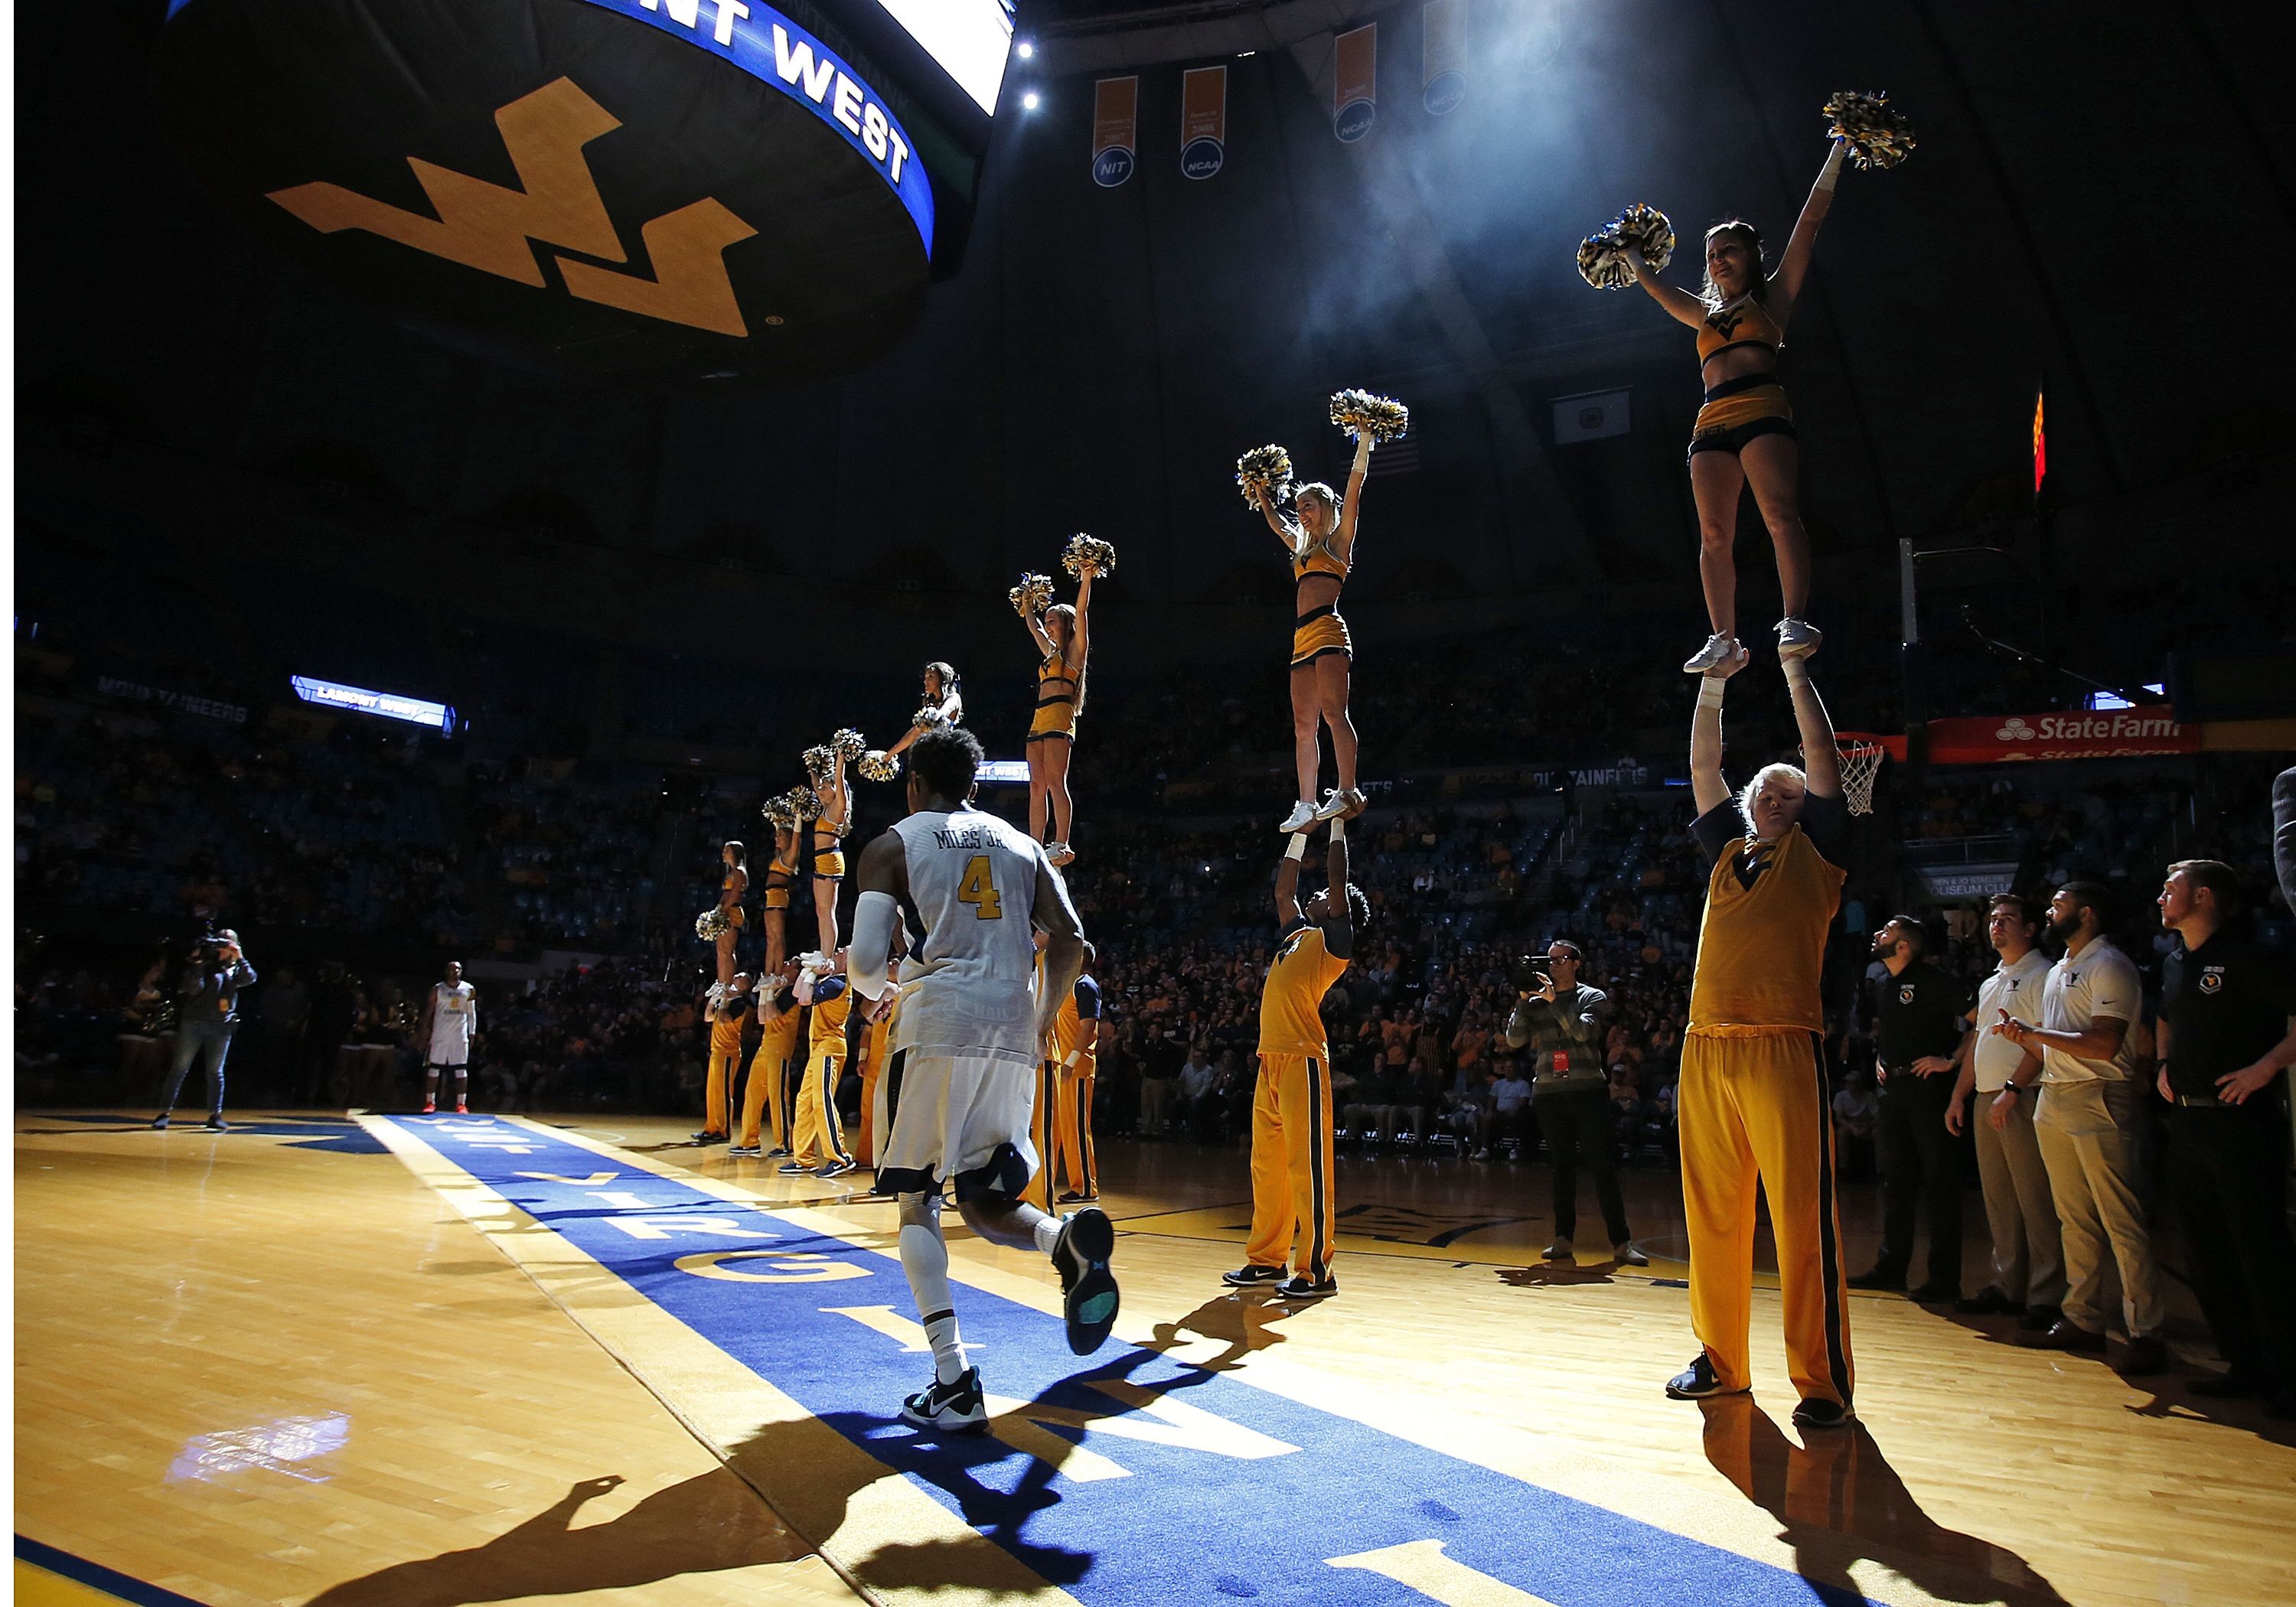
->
xmin=1180 ymin=65 xmax=1227 ymax=179
xmin=1423 ymin=0 xmax=1466 ymax=115
xmin=1333 ymin=23 xmax=1377 ymax=141
xmin=1092 ymin=76 xmax=1139 ymax=187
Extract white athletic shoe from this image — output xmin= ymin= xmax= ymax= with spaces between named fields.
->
xmin=1545 ymin=1237 xmax=1575 ymax=1263
xmin=900 ymin=1367 xmax=989 ymax=1435
xmin=1277 ymin=800 xmax=1317 ymax=833
xmin=1614 ymin=1240 xmax=1649 ymax=1267
xmin=1045 ymin=842 xmax=1076 ymax=868
xmin=1776 ymin=617 xmax=1823 ymax=660
xmin=1682 ymin=632 xmax=1740 ymax=674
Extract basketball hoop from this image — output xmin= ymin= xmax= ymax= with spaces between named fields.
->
xmin=1833 ymin=732 xmax=1890 ymax=817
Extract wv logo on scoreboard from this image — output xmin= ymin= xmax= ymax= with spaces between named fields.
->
xmin=267 ymin=78 xmax=757 ymax=337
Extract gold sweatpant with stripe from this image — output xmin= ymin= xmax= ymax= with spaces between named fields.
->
xmin=790 ymin=1049 xmax=850 ymax=1169
xmin=1245 ymin=1053 xmax=1338 ymax=1281
xmin=1023 ymin=1058 xmax=1061 ymax=1211
xmin=1680 ymin=1029 xmax=1854 ymax=1406
xmin=1055 ymin=1070 xmax=1097 ymax=1199
xmin=705 ymin=1050 xmax=738 ymax=1136
xmin=739 ymin=1031 xmax=795 ymax=1151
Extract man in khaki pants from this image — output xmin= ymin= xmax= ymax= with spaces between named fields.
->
xmin=1946 ymin=894 xmax=2063 ymax=1330
xmin=1991 ymin=882 xmax=2168 ymax=1374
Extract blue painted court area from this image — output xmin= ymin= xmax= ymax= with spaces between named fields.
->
xmin=381 ymin=1114 xmax=1873 ymax=1607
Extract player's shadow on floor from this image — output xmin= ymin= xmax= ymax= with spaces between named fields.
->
xmin=1494 ymin=1262 xmax=1623 ymax=1289
xmin=304 ymin=1470 xmax=807 ymax=1605
xmin=1698 ymin=1396 xmax=2071 ymax=1605
xmin=1141 ymin=1290 xmax=1296 ymax=1370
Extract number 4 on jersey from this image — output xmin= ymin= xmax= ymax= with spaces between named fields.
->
xmin=957 ymin=855 xmax=1003 ymax=920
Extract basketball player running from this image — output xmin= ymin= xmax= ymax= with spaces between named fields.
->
xmin=1665 ymin=638 xmax=1857 ymax=1429
xmin=848 ymin=726 xmax=1117 ymax=1433
xmin=1224 ymin=813 xmax=1366 ymax=1299
xmin=419 ymin=960 xmax=477 ymax=1115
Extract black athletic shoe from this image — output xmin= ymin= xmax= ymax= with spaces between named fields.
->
xmin=776 ymin=1161 xmax=813 ymax=1175
xmin=1221 ymin=1263 xmax=1288 ymax=1288
xmin=1052 ymin=1208 xmax=1120 ymax=1354
xmin=814 ymin=1160 xmax=856 ymax=1180
xmin=692 ymin=1130 xmax=728 ymax=1144
xmin=150 ymin=1115 xmax=170 ymax=1131
xmin=1907 ymin=1281 xmax=1959 ymax=1305
xmin=1665 ymin=1354 xmax=1746 ymax=1400
xmin=1955 ymin=1286 xmax=2018 ymax=1315
xmin=767 ymin=1147 xmax=791 ymax=1159
xmin=1058 ymin=1191 xmax=1087 ymax=1204
xmin=2018 ymin=1302 xmax=2063 ymax=1332
xmin=1792 ymin=1397 xmax=1854 ymax=1429
xmin=900 ymin=1366 xmax=989 ymax=1434
xmin=1271 ymin=1274 xmax=1338 ymax=1299
xmin=203 ymin=1117 xmax=229 ymax=1133
xmin=1847 ymin=1266 xmax=1906 ymax=1292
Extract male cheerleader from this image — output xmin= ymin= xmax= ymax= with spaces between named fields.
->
xmin=1224 ymin=814 xmax=1365 ymax=1299
xmin=782 ymin=951 xmax=857 ymax=1181
xmin=419 ymin=960 xmax=477 ymax=1115
xmin=847 ymin=726 xmax=1116 ymax=1433
xmin=1024 ymin=936 xmax=1103 ymax=1208
xmin=1665 ymin=640 xmax=1856 ymax=1429
xmin=696 ymin=972 xmax=750 ymax=1145
xmin=732 ymin=960 xmax=801 ymax=1159
xmin=1054 ymin=944 xmax=1103 ymax=1203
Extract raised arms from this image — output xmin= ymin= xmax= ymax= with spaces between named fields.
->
xmin=1626 ymin=245 xmax=1711 ymax=330
xmin=1770 ymin=142 xmax=1845 ymax=319
xmin=1688 ymin=646 xmax=1750 ymax=818
xmin=1332 ymin=434 xmax=1373 ymax=563
xmin=1784 ymin=658 xmax=1842 ymax=799
xmin=1275 ymin=836 xmax=1306 ymax=928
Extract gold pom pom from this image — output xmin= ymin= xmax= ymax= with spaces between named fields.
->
xmin=696 ymin=906 xmax=731 ymax=941
xmin=1330 ymin=389 xmax=1410 ymax=443
xmin=1824 ymin=90 xmax=1916 ymax=170
xmin=858 ymin=749 xmax=899 ymax=783
xmin=1062 ymin=533 xmax=1117 ymax=579
xmin=1236 ymin=444 xmax=1294 ymax=508
xmin=911 ymin=703 xmax=944 ymax=731
xmin=761 ymin=794 xmax=797 ymax=832
xmin=802 ymin=745 xmax=835 ymax=785
xmin=1577 ymin=202 xmax=1675 ymax=289
xmin=788 ymin=786 xmax=822 ymax=823
xmin=1009 ymin=572 xmax=1055 ymax=615
xmin=830 ymin=727 xmax=866 ymax=762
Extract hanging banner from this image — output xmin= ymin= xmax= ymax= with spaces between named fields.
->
xmin=1092 ymin=76 xmax=1139 ymax=187
xmin=1926 ymin=711 xmax=2198 ymax=765
xmin=1423 ymin=0 xmax=1466 ymax=115
xmin=1180 ymin=65 xmax=1228 ymax=179
xmin=1333 ymin=23 xmax=1377 ymax=142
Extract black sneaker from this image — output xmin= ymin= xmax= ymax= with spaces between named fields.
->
xmin=1051 ymin=1208 xmax=1120 ymax=1354
xmin=777 ymin=1161 xmax=813 ymax=1175
xmin=692 ymin=1130 xmax=728 ymax=1145
xmin=2018 ymin=1302 xmax=2063 ymax=1332
xmin=203 ymin=1117 xmax=229 ymax=1133
xmin=1847 ymin=1266 xmax=1906 ymax=1292
xmin=1221 ymin=1263 xmax=1288 ymax=1288
xmin=1665 ymin=1354 xmax=1746 ymax=1400
xmin=1792 ymin=1396 xmax=1854 ymax=1429
xmin=1271 ymin=1274 xmax=1337 ymax=1299
xmin=767 ymin=1147 xmax=791 ymax=1159
xmin=150 ymin=1115 xmax=170 ymax=1131
xmin=1057 ymin=1191 xmax=1087 ymax=1204
xmin=814 ymin=1160 xmax=856 ymax=1180
xmin=900 ymin=1366 xmax=988 ymax=1434
xmin=727 ymin=1145 xmax=762 ymax=1159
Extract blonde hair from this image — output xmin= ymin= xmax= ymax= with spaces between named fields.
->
xmin=1736 ymin=763 xmax=1805 ymax=836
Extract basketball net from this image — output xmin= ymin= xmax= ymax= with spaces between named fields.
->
xmin=1834 ymin=734 xmax=1888 ymax=817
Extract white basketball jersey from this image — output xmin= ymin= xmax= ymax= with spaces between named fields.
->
xmin=428 ymin=981 xmax=477 ymax=1061
xmin=890 ymin=807 xmax=1069 ymax=1066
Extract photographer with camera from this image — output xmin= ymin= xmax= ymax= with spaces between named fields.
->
xmin=151 ymin=927 xmax=256 ymax=1132
xmin=1506 ymin=940 xmax=1645 ymax=1266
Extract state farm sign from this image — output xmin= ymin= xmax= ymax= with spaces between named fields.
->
xmin=1927 ymin=711 xmax=2197 ymax=764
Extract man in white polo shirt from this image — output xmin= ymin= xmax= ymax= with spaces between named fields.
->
xmin=1991 ymin=880 xmax=2167 ymax=1374
xmin=1945 ymin=893 xmax=2063 ymax=1330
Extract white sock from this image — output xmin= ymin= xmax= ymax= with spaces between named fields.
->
xmin=1030 ymin=1210 xmax=1064 ymax=1257
xmin=897 ymin=1197 xmax=967 ymax=1384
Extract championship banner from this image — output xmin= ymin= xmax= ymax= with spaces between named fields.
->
xmin=1333 ymin=23 xmax=1377 ymax=142
xmin=1422 ymin=0 xmax=1466 ymax=116
xmin=1092 ymin=76 xmax=1139 ymax=187
xmin=1926 ymin=711 xmax=2199 ymax=764
xmin=1180 ymin=65 xmax=1228 ymax=179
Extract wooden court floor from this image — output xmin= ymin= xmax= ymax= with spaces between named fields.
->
xmin=15 ymin=1108 xmax=2296 ymax=1607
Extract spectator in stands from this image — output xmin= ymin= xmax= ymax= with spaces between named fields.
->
xmin=1508 ymin=942 xmax=1642 ymax=1266
xmin=1176 ymin=1043 xmax=1219 ymax=1138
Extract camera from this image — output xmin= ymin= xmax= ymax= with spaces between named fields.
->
xmin=1509 ymin=954 xmax=1553 ymax=994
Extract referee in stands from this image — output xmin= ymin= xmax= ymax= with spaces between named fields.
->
xmin=1851 ymin=916 xmax=1974 ymax=1302
xmin=2156 ymin=859 xmax=2296 ymax=1416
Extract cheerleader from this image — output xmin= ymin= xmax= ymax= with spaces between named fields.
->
xmin=884 ymin=662 xmax=964 ymax=761
xmin=712 ymin=841 xmax=747 ymax=988
xmin=1255 ymin=432 xmax=1371 ymax=832
xmin=807 ymin=749 xmax=850 ymax=953
xmin=1021 ymin=567 xmax=1095 ymax=867
xmin=1626 ymin=140 xmax=1846 ymax=673
xmin=760 ymin=822 xmax=799 ymax=979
